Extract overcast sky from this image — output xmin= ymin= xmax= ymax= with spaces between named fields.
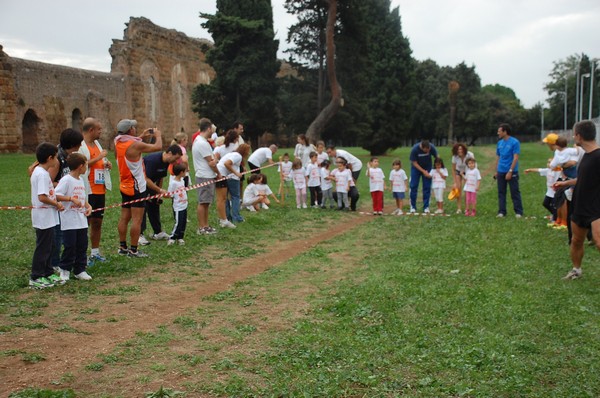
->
xmin=1 ymin=0 xmax=599 ymax=108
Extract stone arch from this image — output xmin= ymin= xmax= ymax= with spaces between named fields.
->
xmin=22 ymin=108 xmax=41 ymax=153
xmin=140 ymin=59 xmax=160 ymax=124
xmin=171 ymin=63 xmax=188 ymax=124
xmin=72 ymin=108 xmax=83 ymax=131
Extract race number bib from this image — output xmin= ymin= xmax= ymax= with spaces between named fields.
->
xmin=94 ymin=169 xmax=106 ymax=185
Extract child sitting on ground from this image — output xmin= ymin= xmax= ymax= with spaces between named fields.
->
xmin=243 ymin=174 xmax=268 ymax=211
xmin=255 ymin=174 xmax=280 ymax=209
xmin=55 ymin=153 xmax=93 ymax=282
xmin=167 ymin=163 xmax=188 ymax=245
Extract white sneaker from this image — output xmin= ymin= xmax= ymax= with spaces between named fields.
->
xmin=138 ymin=235 xmax=150 ymax=245
xmin=409 ymin=207 xmax=416 ymax=214
xmin=152 ymin=231 xmax=170 ymax=240
xmin=563 ymin=269 xmax=582 ymax=280
xmin=74 ymin=271 xmax=92 ymax=281
xmin=167 ymin=239 xmax=176 ymax=246
xmin=397 ymin=209 xmax=404 ymax=215
xmin=297 ymin=205 xmax=301 ymax=209
xmin=177 ymin=239 xmax=185 ymax=245
xmin=59 ymin=268 xmax=70 ymax=281
xmin=423 ymin=208 xmax=431 ymax=214
xmin=391 ymin=209 xmax=399 ymax=215
xmin=434 ymin=209 xmax=443 ymax=214
xmin=246 ymin=206 xmax=256 ymax=212
xmin=302 ymin=203 xmax=308 ymax=209
xmin=496 ymin=213 xmax=505 ymax=218
xmin=515 ymin=214 xmax=523 ymax=219
xmin=262 ymin=203 xmax=269 ymax=210
xmin=219 ymin=219 xmax=236 ymax=229
xmin=456 ymin=209 xmax=462 ymax=214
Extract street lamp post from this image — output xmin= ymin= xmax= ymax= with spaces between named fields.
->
xmin=557 ymin=90 xmax=567 ymax=131
xmin=580 ymin=73 xmax=591 ymax=121
xmin=589 ymin=59 xmax=597 ymax=119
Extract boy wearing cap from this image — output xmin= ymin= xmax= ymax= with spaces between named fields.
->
xmin=114 ymin=119 xmax=162 ymax=257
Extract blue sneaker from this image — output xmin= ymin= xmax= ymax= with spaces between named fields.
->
xmin=88 ymin=253 xmax=108 ymax=267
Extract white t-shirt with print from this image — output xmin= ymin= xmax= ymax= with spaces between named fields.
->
xmin=320 ymin=168 xmax=333 ymax=190
xmin=367 ymin=167 xmax=385 ymax=192
xmin=168 ymin=178 xmax=188 ymax=211
xmin=55 ymin=174 xmax=88 ymax=230
xmin=430 ymin=168 xmax=448 ymax=189
xmin=306 ymin=163 xmax=321 ymax=187
xmin=331 ymin=168 xmax=355 ymax=193
xmin=463 ymin=168 xmax=482 ymax=193
xmin=278 ymin=160 xmax=293 ymax=181
xmin=291 ymin=168 xmax=306 ymax=189
xmin=389 ymin=169 xmax=408 ymax=193
xmin=30 ymin=166 xmax=60 ymax=230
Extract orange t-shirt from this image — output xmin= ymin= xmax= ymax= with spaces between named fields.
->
xmin=87 ymin=143 xmax=106 ymax=195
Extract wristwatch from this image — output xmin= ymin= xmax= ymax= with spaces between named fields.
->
xmin=508 ymin=169 xmax=513 ymax=173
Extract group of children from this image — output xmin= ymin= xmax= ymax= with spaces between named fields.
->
xmin=525 ymin=135 xmax=581 ymax=229
xmin=278 ymin=151 xmax=482 ymax=216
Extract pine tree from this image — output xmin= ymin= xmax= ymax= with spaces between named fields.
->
xmin=192 ymin=0 xmax=280 ymax=144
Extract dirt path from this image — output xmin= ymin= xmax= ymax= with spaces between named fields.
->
xmin=0 ymin=212 xmax=373 ymax=395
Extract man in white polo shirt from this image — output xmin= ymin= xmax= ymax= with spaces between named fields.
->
xmin=192 ymin=118 xmax=221 ymax=235
xmin=247 ymin=145 xmax=277 ymax=174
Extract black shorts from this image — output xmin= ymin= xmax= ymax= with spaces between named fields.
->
xmin=120 ymin=190 xmax=147 ymax=209
xmin=248 ymin=162 xmax=261 ymax=174
xmin=88 ymin=194 xmax=105 ymax=218
xmin=215 ymin=179 xmax=228 ymax=189
xmin=571 ymin=214 xmax=600 ymax=230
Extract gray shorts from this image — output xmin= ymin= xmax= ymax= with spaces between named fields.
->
xmin=196 ymin=177 xmax=216 ymax=204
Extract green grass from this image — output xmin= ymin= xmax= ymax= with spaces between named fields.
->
xmin=2 ymin=144 xmax=600 ymax=397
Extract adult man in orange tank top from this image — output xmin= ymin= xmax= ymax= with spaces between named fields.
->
xmin=80 ymin=118 xmax=112 ymax=265
xmin=114 ymin=119 xmax=162 ymax=257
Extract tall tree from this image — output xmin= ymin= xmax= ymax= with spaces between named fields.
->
xmin=544 ymin=53 xmax=598 ymax=130
xmin=192 ymin=0 xmax=280 ymax=145
xmin=305 ymin=0 xmax=343 ymax=144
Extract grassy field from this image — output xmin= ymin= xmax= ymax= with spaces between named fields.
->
xmin=1 ymin=143 xmax=599 ymax=397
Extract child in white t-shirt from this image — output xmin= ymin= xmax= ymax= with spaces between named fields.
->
xmin=329 ymin=157 xmax=355 ymax=210
xmin=255 ymin=174 xmax=280 ymax=209
xmin=55 ymin=153 xmax=93 ymax=282
xmin=291 ymin=159 xmax=307 ymax=209
xmin=306 ymin=151 xmax=322 ymax=207
xmin=278 ymin=152 xmax=293 ymax=200
xmin=389 ymin=159 xmax=408 ymax=215
xmin=320 ymin=160 xmax=334 ymax=209
xmin=243 ymin=174 xmax=269 ymax=211
xmin=525 ymin=159 xmax=561 ymax=224
xmin=430 ymin=158 xmax=448 ymax=214
xmin=463 ymin=158 xmax=482 ymax=216
xmin=29 ymin=143 xmax=65 ymax=289
xmin=168 ymin=163 xmax=188 ymax=245
xmin=366 ymin=157 xmax=385 ymax=215
xmin=316 ymin=140 xmax=329 ymax=166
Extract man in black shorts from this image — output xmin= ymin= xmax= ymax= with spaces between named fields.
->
xmin=555 ymin=120 xmax=600 ymax=279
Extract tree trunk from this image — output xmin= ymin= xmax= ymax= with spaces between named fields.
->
xmin=306 ymin=0 xmax=342 ymax=144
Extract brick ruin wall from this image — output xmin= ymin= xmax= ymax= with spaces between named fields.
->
xmin=0 ymin=17 xmax=215 ymax=153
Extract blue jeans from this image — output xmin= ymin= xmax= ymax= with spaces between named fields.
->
xmin=497 ymin=172 xmax=523 ymax=216
xmin=226 ymin=178 xmax=243 ymax=222
xmin=409 ymin=168 xmax=432 ymax=210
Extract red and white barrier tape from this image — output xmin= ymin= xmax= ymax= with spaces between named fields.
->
xmin=0 ymin=162 xmax=279 ymax=212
